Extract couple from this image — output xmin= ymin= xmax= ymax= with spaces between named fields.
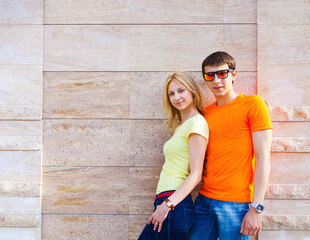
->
xmin=138 ymin=51 xmax=273 ymax=240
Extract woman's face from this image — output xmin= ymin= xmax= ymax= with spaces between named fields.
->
xmin=167 ymin=80 xmax=194 ymax=111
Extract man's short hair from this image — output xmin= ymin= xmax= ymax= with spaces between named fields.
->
xmin=202 ymin=51 xmax=236 ymax=73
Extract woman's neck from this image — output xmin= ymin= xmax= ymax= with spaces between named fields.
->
xmin=180 ymin=105 xmax=199 ymax=124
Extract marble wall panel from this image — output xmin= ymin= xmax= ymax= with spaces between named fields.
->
xmin=263 ymin=215 xmax=310 ymax=230
xmin=272 ymin=122 xmax=310 ymax=137
xmin=0 ymin=0 xmax=42 ymax=24
xmin=42 ymin=214 xmax=128 ymax=240
xmin=129 ymin=25 xmax=256 ymax=72
xmin=266 ymin=184 xmax=310 ymax=200
xmin=0 ymin=227 xmax=40 ymax=240
xmin=270 ymin=107 xmax=310 ymax=122
xmin=129 ymin=168 xmax=161 ymax=214
xmin=0 ymin=121 xmax=41 ymax=150
xmin=43 ymin=119 xmax=130 ymax=166
xmin=0 ymin=25 xmax=42 ymax=64
xmin=269 ymin=153 xmax=310 ymax=184
xmin=44 ymin=0 xmax=256 ymax=24
xmin=0 ymin=197 xmax=40 ymax=213
xmin=0 ymin=181 xmax=40 ymax=197
xmin=0 ymin=151 xmax=41 ymax=182
xmin=43 ymin=72 xmax=129 ymax=118
xmin=129 ymin=215 xmax=148 ymax=240
xmin=43 ymin=25 xmax=130 ymax=71
xmin=44 ymin=25 xmax=256 ymax=71
xmin=130 ymin=71 xmax=256 ymax=119
xmin=258 ymin=0 xmax=310 ymax=24
xmin=258 ymin=25 xmax=310 ymax=106
xmin=0 ymin=212 xmax=40 ymax=227
xmin=259 ymin=230 xmax=310 ymax=240
xmin=272 ymin=137 xmax=310 ymax=153
xmin=0 ymin=65 xmax=41 ymax=119
xmin=264 ymin=199 xmax=310 ymax=216
xmin=130 ymin=120 xmax=171 ymax=166
xmin=42 ymin=167 xmax=129 ymax=214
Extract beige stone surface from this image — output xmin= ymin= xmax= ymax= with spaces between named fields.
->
xmin=43 ymin=72 xmax=129 ymax=118
xmin=43 ymin=119 xmax=130 ymax=166
xmin=0 ymin=0 xmax=42 ymax=24
xmin=258 ymin=25 xmax=310 ymax=106
xmin=258 ymin=65 xmax=310 ymax=106
xmin=0 ymin=121 xmax=41 ymax=135
xmin=44 ymin=25 xmax=256 ymax=71
xmin=258 ymin=0 xmax=310 ymax=24
xmin=130 ymin=120 xmax=171 ymax=166
xmin=266 ymin=184 xmax=310 ymax=200
xmin=42 ymin=214 xmax=128 ymax=240
xmin=44 ymin=0 xmax=256 ymax=24
xmin=0 ymin=151 xmax=41 ymax=182
xmin=259 ymin=230 xmax=310 ymax=239
xmin=270 ymin=107 xmax=310 ymax=122
xmin=43 ymin=25 xmax=130 ymax=71
xmin=129 ymin=168 xmax=161 ymax=214
xmin=269 ymin=153 xmax=310 ymax=184
xmin=0 ymin=136 xmax=41 ymax=150
xmin=0 ymin=212 xmax=40 ymax=227
xmin=0 ymin=227 xmax=40 ymax=240
xmin=0 ymin=65 xmax=41 ymax=105
xmin=0 ymin=181 xmax=40 ymax=197
xmin=129 ymin=25 xmax=256 ymax=72
xmin=263 ymin=215 xmax=310 ymax=230
xmin=273 ymin=122 xmax=310 ymax=137
xmin=129 ymin=215 xmax=148 ymax=240
xmin=0 ymin=25 xmax=42 ymax=64
xmin=224 ymin=0 xmax=256 ymax=23
xmin=42 ymin=167 xmax=129 ymax=214
xmin=272 ymin=137 xmax=310 ymax=153
xmin=130 ymin=71 xmax=256 ymax=119
xmin=0 ymin=105 xmax=41 ymax=120
xmin=0 ymin=197 xmax=40 ymax=213
xmin=264 ymin=200 xmax=310 ymax=216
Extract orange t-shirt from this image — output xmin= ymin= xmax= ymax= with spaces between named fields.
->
xmin=200 ymin=94 xmax=273 ymax=202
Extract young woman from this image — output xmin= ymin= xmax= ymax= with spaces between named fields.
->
xmin=138 ymin=71 xmax=209 ymax=240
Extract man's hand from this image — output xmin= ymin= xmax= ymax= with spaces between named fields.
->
xmin=240 ymin=207 xmax=262 ymax=236
xmin=147 ymin=202 xmax=170 ymax=232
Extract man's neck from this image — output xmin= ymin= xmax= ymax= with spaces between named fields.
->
xmin=215 ymin=91 xmax=239 ymax=106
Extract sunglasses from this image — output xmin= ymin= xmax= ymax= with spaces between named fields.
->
xmin=203 ymin=69 xmax=234 ymax=81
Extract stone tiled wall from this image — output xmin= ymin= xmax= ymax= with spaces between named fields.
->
xmin=1 ymin=0 xmax=309 ymax=239
xmin=0 ymin=1 xmax=43 ymax=239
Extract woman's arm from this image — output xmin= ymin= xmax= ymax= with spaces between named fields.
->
xmin=148 ymin=133 xmax=208 ymax=232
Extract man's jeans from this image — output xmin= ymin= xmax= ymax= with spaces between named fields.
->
xmin=138 ymin=195 xmax=194 ymax=240
xmin=189 ymin=194 xmax=250 ymax=240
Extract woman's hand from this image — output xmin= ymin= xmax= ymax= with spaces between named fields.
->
xmin=147 ymin=202 xmax=170 ymax=232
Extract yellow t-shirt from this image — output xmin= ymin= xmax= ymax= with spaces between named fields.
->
xmin=156 ymin=114 xmax=209 ymax=194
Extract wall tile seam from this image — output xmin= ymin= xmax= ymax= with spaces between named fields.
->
xmin=42 ymin=23 xmax=258 ymax=26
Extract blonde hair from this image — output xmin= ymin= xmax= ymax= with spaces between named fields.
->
xmin=163 ymin=71 xmax=205 ymax=131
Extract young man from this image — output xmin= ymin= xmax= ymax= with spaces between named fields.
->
xmin=189 ymin=51 xmax=273 ymax=240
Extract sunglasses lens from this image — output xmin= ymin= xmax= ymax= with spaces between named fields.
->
xmin=204 ymin=73 xmax=214 ymax=81
xmin=217 ymin=70 xmax=228 ymax=79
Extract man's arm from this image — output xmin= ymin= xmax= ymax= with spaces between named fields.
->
xmin=240 ymin=129 xmax=272 ymax=236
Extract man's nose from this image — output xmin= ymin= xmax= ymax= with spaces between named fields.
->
xmin=214 ymin=74 xmax=221 ymax=83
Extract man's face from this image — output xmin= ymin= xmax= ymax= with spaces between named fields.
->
xmin=203 ymin=64 xmax=236 ymax=98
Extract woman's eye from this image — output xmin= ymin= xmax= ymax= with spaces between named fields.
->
xmin=179 ymin=89 xmax=184 ymax=93
xmin=169 ymin=92 xmax=174 ymax=96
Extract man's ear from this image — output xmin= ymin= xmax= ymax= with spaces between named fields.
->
xmin=232 ymin=69 xmax=237 ymax=83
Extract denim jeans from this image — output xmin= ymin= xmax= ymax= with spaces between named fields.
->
xmin=189 ymin=194 xmax=250 ymax=240
xmin=138 ymin=194 xmax=194 ymax=240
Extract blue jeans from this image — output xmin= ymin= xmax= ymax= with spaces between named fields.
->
xmin=138 ymin=194 xmax=194 ymax=240
xmin=189 ymin=194 xmax=250 ymax=240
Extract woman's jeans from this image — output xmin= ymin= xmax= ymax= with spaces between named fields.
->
xmin=138 ymin=194 xmax=194 ymax=240
xmin=189 ymin=194 xmax=250 ymax=240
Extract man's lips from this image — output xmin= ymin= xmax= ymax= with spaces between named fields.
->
xmin=213 ymin=86 xmax=223 ymax=90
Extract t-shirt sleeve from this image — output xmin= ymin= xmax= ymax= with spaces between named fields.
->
xmin=186 ymin=116 xmax=209 ymax=142
xmin=248 ymin=96 xmax=273 ymax=132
